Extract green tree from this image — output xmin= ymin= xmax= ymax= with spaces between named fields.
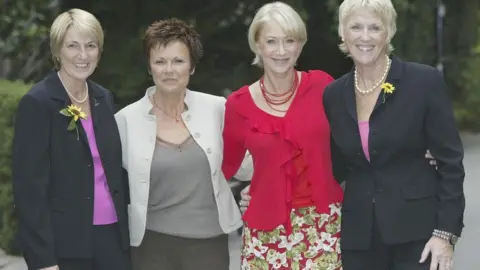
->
xmin=0 ymin=0 xmax=59 ymax=81
xmin=61 ymin=0 xmax=307 ymax=106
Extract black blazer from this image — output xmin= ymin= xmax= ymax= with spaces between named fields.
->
xmin=12 ymin=71 xmax=130 ymax=269
xmin=323 ymin=56 xmax=465 ymax=250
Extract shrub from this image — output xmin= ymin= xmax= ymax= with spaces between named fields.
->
xmin=454 ymin=45 xmax=480 ymax=132
xmin=0 ymin=79 xmax=31 ymax=254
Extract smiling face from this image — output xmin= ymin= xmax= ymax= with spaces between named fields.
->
xmin=58 ymin=26 xmax=99 ymax=81
xmin=255 ymin=21 xmax=302 ymax=75
xmin=342 ymin=8 xmax=389 ymax=67
xmin=149 ymin=40 xmax=192 ymax=94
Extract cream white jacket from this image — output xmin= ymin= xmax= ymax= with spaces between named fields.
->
xmin=115 ymin=87 xmax=252 ymax=246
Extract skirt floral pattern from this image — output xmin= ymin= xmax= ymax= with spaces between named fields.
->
xmin=241 ymin=204 xmax=342 ymax=270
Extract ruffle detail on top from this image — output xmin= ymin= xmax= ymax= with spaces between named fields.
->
xmin=231 ymin=90 xmax=309 ymax=226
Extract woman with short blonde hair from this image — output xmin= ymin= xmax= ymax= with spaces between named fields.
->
xmin=12 ymin=9 xmax=131 ymax=270
xmin=324 ymin=0 xmax=465 ymax=269
xmin=223 ymin=2 xmax=343 ymax=269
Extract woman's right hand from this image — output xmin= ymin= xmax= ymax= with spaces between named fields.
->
xmin=239 ymin=185 xmax=251 ymax=214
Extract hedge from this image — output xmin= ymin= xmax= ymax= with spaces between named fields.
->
xmin=0 ymin=79 xmax=31 ymax=254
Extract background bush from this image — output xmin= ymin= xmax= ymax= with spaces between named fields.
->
xmin=1 ymin=0 xmax=480 ymax=255
xmin=0 ymin=80 xmax=30 ymax=254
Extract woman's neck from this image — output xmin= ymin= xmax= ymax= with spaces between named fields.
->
xmin=355 ymin=55 xmax=389 ymax=87
xmin=152 ymin=87 xmax=186 ymax=116
xmin=58 ymin=69 xmax=87 ymax=100
xmin=262 ymin=68 xmax=296 ymax=94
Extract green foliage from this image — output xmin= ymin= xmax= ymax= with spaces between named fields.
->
xmin=81 ymin=0 xmax=308 ymax=108
xmin=0 ymin=80 xmax=30 ymax=254
xmin=325 ymin=0 xmax=480 ymax=131
xmin=0 ymin=0 xmax=58 ymax=81
xmin=454 ymin=42 xmax=480 ymax=131
xmin=0 ymin=0 xmax=473 ymax=130
xmin=325 ymin=0 xmax=437 ymax=64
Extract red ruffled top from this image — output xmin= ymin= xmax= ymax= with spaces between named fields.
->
xmin=222 ymin=70 xmax=344 ymax=231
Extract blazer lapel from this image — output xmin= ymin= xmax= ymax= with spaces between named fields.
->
xmin=75 ymin=82 xmax=107 ymax=149
xmin=47 ymin=71 xmax=90 ymax=147
xmin=372 ymin=55 xmax=403 ymax=112
xmin=342 ymin=70 xmax=358 ymax=122
xmin=87 ymin=81 xmax=106 ymax=129
xmin=87 ymin=82 xmax=109 ymax=169
xmin=343 ymin=56 xmax=404 ymax=117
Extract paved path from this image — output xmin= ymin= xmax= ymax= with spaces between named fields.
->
xmin=449 ymin=133 xmax=480 ymax=270
xmin=2 ymin=133 xmax=480 ymax=270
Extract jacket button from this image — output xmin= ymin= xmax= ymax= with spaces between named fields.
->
xmin=207 ymin=148 xmax=212 ymax=154
xmin=213 ymin=170 xmax=217 ymax=176
xmin=185 ymin=115 xmax=191 ymax=121
xmin=194 ymin=132 xmax=200 ymax=138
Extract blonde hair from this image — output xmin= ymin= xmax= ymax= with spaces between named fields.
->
xmin=338 ymin=0 xmax=397 ymax=54
xmin=50 ymin=9 xmax=104 ymax=69
xmin=248 ymin=1 xmax=307 ymax=67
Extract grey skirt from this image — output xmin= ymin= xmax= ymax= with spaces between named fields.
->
xmin=131 ymin=230 xmax=229 ymax=270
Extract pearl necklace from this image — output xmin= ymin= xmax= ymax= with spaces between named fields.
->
xmin=354 ymin=55 xmax=391 ymax=95
xmin=57 ymin=72 xmax=89 ymax=103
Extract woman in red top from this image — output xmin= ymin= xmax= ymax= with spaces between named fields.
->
xmin=222 ymin=2 xmax=343 ymax=269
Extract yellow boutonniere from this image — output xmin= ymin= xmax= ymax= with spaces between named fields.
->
xmin=381 ymin=82 xmax=395 ymax=94
xmin=381 ymin=82 xmax=395 ymax=103
xmin=59 ymin=104 xmax=87 ymax=139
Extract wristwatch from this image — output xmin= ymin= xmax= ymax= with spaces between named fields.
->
xmin=449 ymin=234 xmax=459 ymax=245
xmin=433 ymin=229 xmax=459 ymax=245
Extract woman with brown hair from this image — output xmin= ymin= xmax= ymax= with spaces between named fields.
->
xmin=115 ymin=18 xmax=252 ymax=270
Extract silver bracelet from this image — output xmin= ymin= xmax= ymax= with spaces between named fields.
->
xmin=432 ymin=229 xmax=452 ymax=241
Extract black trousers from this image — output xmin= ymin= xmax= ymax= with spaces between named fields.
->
xmin=131 ymin=230 xmax=229 ymax=270
xmin=342 ymin=209 xmax=431 ymax=270
xmin=58 ymin=223 xmax=131 ymax=270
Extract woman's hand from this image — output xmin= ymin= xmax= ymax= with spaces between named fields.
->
xmin=239 ymin=185 xmax=251 ymax=214
xmin=426 ymin=150 xmax=437 ymax=168
xmin=419 ymin=236 xmax=454 ymax=270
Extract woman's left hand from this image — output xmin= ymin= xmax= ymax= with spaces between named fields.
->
xmin=419 ymin=236 xmax=454 ymax=270
xmin=425 ymin=150 xmax=437 ymax=168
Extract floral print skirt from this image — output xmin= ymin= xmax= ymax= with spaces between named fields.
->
xmin=241 ymin=204 xmax=342 ymax=270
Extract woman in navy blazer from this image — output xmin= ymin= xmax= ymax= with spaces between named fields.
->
xmin=323 ymin=0 xmax=465 ymax=269
xmin=11 ymin=9 xmax=130 ymax=270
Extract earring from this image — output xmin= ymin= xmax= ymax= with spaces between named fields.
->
xmin=190 ymin=67 xmax=195 ymax=75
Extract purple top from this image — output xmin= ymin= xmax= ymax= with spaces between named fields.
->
xmin=359 ymin=121 xmax=370 ymax=161
xmin=81 ymin=117 xmax=118 ymax=225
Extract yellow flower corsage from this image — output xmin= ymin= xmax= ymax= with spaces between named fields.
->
xmin=381 ymin=82 xmax=395 ymax=103
xmin=381 ymin=82 xmax=395 ymax=94
xmin=59 ymin=104 xmax=87 ymax=139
